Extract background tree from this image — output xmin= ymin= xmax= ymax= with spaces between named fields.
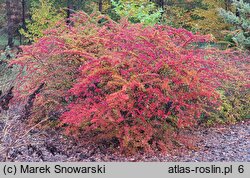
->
xmin=19 ymin=0 xmax=66 ymax=42
xmin=219 ymin=0 xmax=250 ymax=50
xmin=5 ymin=0 xmax=23 ymax=47
xmin=188 ymin=0 xmax=231 ymax=39
xmin=111 ymin=0 xmax=162 ymax=26
xmin=0 ymin=0 xmax=6 ymax=29
xmin=99 ymin=0 xmax=103 ymax=12
xmin=161 ymin=0 xmax=203 ymax=29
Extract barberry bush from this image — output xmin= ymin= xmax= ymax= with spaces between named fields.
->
xmin=205 ymin=51 xmax=250 ymax=125
xmin=11 ymin=12 xmax=249 ymax=153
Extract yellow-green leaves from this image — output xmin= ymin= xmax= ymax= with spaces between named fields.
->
xmin=111 ymin=0 xmax=162 ymax=26
xmin=20 ymin=0 xmax=65 ymax=42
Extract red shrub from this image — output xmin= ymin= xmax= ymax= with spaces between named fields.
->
xmin=10 ymin=12 xmax=104 ymax=122
xmin=11 ymin=12 xmax=246 ymax=153
xmin=60 ymin=18 xmax=235 ymax=153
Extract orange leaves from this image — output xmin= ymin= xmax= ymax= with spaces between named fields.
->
xmin=162 ymin=79 xmax=170 ymax=91
xmin=106 ymin=91 xmax=129 ymax=107
xmin=12 ymin=11 xmax=245 ymax=154
xmin=58 ymin=13 xmax=242 ymax=153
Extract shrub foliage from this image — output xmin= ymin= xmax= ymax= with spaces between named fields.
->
xmin=11 ymin=12 xmax=249 ymax=153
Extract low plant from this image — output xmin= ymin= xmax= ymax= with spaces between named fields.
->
xmin=11 ymin=12 xmax=248 ymax=154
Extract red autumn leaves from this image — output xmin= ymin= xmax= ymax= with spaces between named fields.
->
xmin=12 ymin=13 xmax=245 ymax=153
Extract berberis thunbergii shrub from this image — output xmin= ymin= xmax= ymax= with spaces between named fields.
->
xmin=11 ymin=12 xmax=249 ymax=154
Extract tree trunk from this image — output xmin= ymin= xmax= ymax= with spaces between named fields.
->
xmin=20 ymin=0 xmax=26 ymax=44
xmin=99 ymin=0 xmax=103 ymax=12
xmin=236 ymin=0 xmax=240 ymax=17
xmin=159 ymin=0 xmax=164 ymax=9
xmin=6 ymin=0 xmax=22 ymax=47
xmin=6 ymin=0 xmax=14 ymax=47
xmin=21 ymin=0 xmax=26 ymax=30
xmin=155 ymin=0 xmax=164 ymax=9
xmin=66 ymin=0 xmax=74 ymax=25
xmin=224 ymin=0 xmax=230 ymax=11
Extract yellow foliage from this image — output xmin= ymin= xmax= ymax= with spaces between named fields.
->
xmin=98 ymin=0 xmax=151 ymax=13
xmin=102 ymin=0 xmax=112 ymax=13
xmin=188 ymin=0 xmax=231 ymax=39
xmin=164 ymin=6 xmax=191 ymax=28
xmin=20 ymin=0 xmax=65 ymax=42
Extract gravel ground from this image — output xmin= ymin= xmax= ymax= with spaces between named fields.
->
xmin=169 ymin=121 xmax=249 ymax=162
xmin=0 ymin=112 xmax=249 ymax=162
